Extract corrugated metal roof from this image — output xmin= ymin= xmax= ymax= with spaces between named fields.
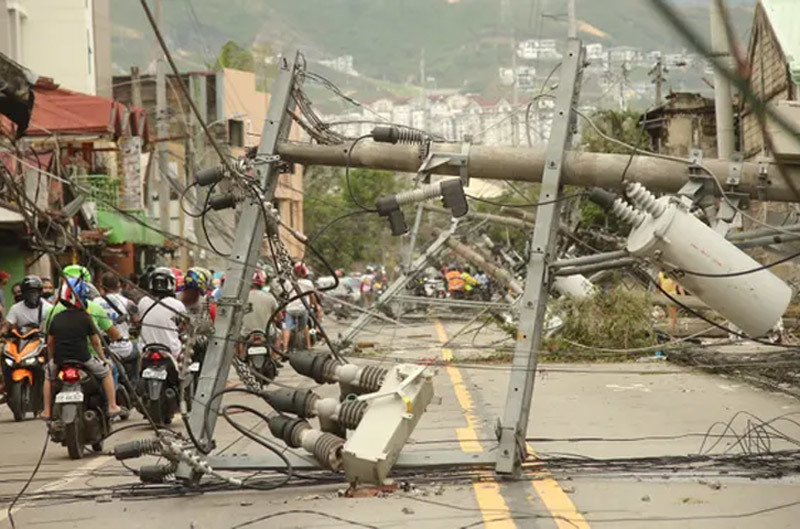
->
xmin=760 ymin=0 xmax=800 ymax=84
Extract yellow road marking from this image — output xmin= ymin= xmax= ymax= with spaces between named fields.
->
xmin=434 ymin=320 xmax=515 ymax=528
xmin=526 ymin=443 xmax=590 ymax=529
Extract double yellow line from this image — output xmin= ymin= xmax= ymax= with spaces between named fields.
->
xmin=434 ymin=320 xmax=589 ymax=529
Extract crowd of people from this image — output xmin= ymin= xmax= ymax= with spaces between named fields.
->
xmin=0 ymin=259 xmax=324 ymax=418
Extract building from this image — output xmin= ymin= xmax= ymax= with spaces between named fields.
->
xmin=585 ymin=43 xmax=605 ymax=61
xmin=740 ymin=0 xmax=800 ymax=160
xmin=0 ymin=54 xmax=154 ymax=291
xmin=0 ymin=0 xmax=112 ymax=96
xmin=318 ymin=55 xmax=358 ymax=77
xmin=112 ymin=67 xmax=306 ymax=264
xmin=517 ymin=39 xmax=561 ymax=61
xmin=639 ymin=92 xmax=720 ymax=158
xmin=607 ymin=46 xmax=642 ymax=64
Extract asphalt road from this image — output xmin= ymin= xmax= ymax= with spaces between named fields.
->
xmin=1 ymin=319 xmax=799 ymax=529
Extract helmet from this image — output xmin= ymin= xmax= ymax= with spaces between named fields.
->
xmin=365 ymin=266 xmax=375 ymax=274
xmin=59 ymin=277 xmax=90 ymax=308
xmin=170 ymin=267 xmax=184 ymax=291
xmin=139 ymin=265 xmax=156 ymax=290
xmin=148 ymin=267 xmax=176 ymax=296
xmin=21 ymin=276 xmax=43 ymax=309
xmin=63 ymin=264 xmax=92 ymax=282
xmin=252 ymin=269 xmax=266 ymax=287
xmin=293 ymin=262 xmax=308 ymax=279
xmin=184 ymin=267 xmax=210 ymax=293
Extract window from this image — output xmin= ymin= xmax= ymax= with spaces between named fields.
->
xmin=228 ymin=119 xmax=244 ymax=148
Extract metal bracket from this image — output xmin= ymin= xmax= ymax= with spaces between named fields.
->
xmin=726 ymin=152 xmax=743 ymax=187
xmin=757 ymin=157 xmax=771 ymax=200
xmin=417 ymin=148 xmax=469 ymax=184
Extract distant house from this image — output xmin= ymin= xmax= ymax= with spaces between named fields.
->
xmin=607 ymin=46 xmax=641 ymax=64
xmin=517 ymin=39 xmax=561 ymax=60
xmin=740 ymin=0 xmax=800 ymax=160
xmin=639 ymin=92 xmax=719 ymax=158
xmin=585 ymin=43 xmax=605 ymax=61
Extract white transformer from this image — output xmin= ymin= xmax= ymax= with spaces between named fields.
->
xmin=622 ymin=183 xmax=792 ymax=337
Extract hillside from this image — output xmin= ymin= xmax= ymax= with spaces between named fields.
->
xmin=110 ymin=0 xmax=756 ymax=102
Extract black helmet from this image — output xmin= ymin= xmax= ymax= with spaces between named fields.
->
xmin=148 ymin=267 xmax=176 ymax=297
xmin=21 ymin=275 xmax=43 ymax=309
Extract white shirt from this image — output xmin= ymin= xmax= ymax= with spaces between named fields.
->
xmin=93 ymin=292 xmax=134 ymax=339
xmin=284 ymin=278 xmax=315 ymax=313
xmin=6 ymin=300 xmax=52 ymax=329
xmin=137 ymin=296 xmax=187 ymax=356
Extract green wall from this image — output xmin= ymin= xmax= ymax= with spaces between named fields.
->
xmin=0 ymin=245 xmax=25 ymax=312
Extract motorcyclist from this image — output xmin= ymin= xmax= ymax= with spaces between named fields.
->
xmin=180 ymin=267 xmax=216 ymax=323
xmin=94 ymin=272 xmax=138 ymax=378
xmin=137 ymin=267 xmax=187 ymax=358
xmin=240 ymin=269 xmax=278 ymax=356
xmin=48 ymin=266 xmax=125 ymax=341
xmin=41 ymin=277 xmax=121 ymax=420
xmin=281 ymin=262 xmax=321 ymax=353
xmin=0 ymin=276 xmax=52 ymax=398
xmin=0 ymin=276 xmax=53 ymax=336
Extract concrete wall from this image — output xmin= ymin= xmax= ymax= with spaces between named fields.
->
xmin=92 ymin=0 xmax=112 ymax=98
xmin=18 ymin=0 xmax=97 ymax=94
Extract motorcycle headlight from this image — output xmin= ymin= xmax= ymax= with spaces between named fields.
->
xmin=23 ymin=356 xmax=39 ymax=366
xmin=4 ymin=357 xmax=12 ymax=366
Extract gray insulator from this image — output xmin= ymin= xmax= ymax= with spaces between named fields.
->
xmin=626 ymin=182 xmax=666 ymax=217
xmin=359 ymin=365 xmax=388 ymax=393
xmin=337 ymin=400 xmax=368 ymax=430
xmin=313 ymin=432 xmax=345 ymax=471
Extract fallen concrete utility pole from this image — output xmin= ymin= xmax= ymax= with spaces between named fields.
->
xmin=276 ymin=142 xmax=800 ymax=202
xmin=650 ymin=293 xmax=709 ymax=311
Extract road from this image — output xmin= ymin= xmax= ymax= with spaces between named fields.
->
xmin=1 ymin=318 xmax=800 ymax=528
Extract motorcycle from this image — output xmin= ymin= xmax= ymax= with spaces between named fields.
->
xmin=243 ymin=330 xmax=280 ymax=382
xmin=182 ymin=336 xmax=207 ymax=413
xmin=2 ymin=327 xmax=46 ymax=421
xmin=138 ymin=344 xmax=180 ymax=426
xmin=49 ymin=362 xmax=109 ymax=459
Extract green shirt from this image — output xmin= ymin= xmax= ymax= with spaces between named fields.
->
xmin=45 ymin=300 xmax=113 ymax=356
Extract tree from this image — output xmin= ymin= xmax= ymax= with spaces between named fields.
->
xmin=303 ymin=166 xmax=410 ymax=272
xmin=580 ymin=109 xmax=648 ymax=155
xmin=216 ymin=41 xmax=255 ymax=72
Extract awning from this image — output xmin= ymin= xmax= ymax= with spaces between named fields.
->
xmin=2 ymin=81 xmax=149 ymax=144
xmin=96 ymin=210 xmax=164 ymax=246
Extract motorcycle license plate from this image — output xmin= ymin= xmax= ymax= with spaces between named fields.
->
xmin=142 ymin=368 xmax=167 ymax=380
xmin=247 ymin=346 xmax=268 ymax=356
xmin=189 ymin=362 xmax=200 ymax=373
xmin=55 ymin=390 xmax=83 ymax=403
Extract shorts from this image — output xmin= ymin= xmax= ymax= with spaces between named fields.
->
xmin=46 ymin=357 xmax=110 ymax=380
xmin=282 ymin=310 xmax=308 ymax=331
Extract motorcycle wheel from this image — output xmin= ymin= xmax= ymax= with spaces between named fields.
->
xmin=9 ymin=381 xmax=24 ymax=422
xmin=146 ymin=398 xmax=165 ymax=426
xmin=65 ymin=421 xmax=84 ymax=460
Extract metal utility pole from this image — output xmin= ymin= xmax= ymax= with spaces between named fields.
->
xmin=567 ymin=0 xmax=577 ymax=39
xmin=495 ymin=39 xmax=583 ymax=475
xmin=154 ymin=0 xmax=171 ymax=239
xmin=176 ymin=52 xmax=300 ymax=482
xmin=511 ymin=31 xmax=520 ymax=147
xmin=649 ymin=57 xmax=667 ymax=106
xmin=710 ymin=0 xmax=734 ymax=159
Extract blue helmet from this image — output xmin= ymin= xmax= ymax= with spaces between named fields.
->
xmin=59 ymin=277 xmax=90 ymax=308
